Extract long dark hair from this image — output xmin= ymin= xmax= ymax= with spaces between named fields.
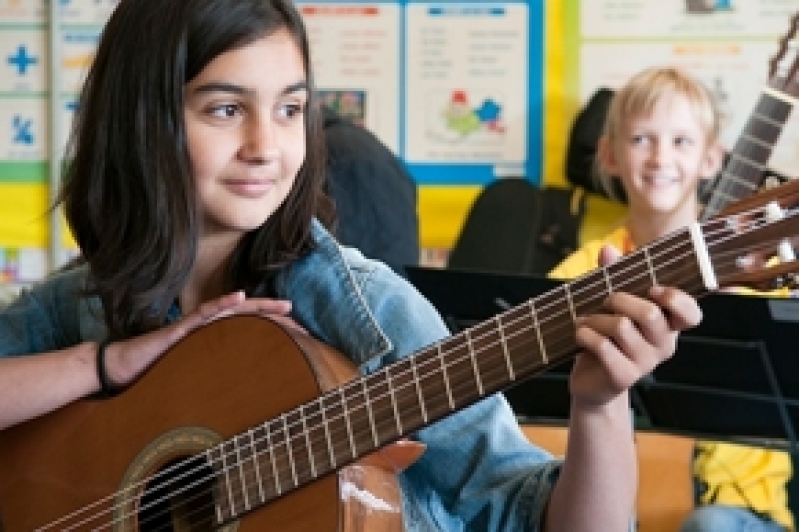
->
xmin=59 ymin=0 xmax=332 ymax=339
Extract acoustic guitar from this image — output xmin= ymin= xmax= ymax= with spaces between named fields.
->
xmin=2 ymin=177 xmax=799 ymax=530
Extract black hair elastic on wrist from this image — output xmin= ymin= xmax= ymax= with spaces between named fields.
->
xmin=96 ymin=340 xmax=118 ymax=397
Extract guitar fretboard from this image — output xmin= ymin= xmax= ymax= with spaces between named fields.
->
xmin=702 ymin=89 xmax=794 ymax=220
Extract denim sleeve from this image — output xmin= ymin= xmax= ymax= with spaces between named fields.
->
xmin=358 ymin=265 xmax=561 ymax=532
xmin=0 ymin=269 xmax=87 ymax=356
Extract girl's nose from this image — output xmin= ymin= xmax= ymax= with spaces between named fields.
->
xmin=239 ymin=117 xmax=280 ymax=163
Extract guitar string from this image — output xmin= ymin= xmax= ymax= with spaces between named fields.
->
xmin=42 ymin=206 xmax=779 ymax=529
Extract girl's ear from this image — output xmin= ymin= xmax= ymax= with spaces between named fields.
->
xmin=596 ymin=136 xmax=619 ymax=175
xmin=699 ymin=143 xmax=725 ymax=180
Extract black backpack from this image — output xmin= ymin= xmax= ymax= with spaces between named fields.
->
xmin=447 ymin=179 xmax=586 ymax=276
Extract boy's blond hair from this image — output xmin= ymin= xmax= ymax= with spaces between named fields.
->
xmin=597 ymin=66 xmax=722 ymax=199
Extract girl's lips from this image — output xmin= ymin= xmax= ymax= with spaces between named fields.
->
xmin=224 ymin=179 xmax=277 ymax=198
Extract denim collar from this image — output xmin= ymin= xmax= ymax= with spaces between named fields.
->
xmin=275 ymin=219 xmax=392 ymax=367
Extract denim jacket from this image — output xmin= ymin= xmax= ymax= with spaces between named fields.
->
xmin=0 ymin=221 xmax=560 ymax=531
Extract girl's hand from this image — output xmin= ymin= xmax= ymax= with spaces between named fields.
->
xmin=568 ymin=245 xmax=702 ymax=409
xmin=100 ymin=291 xmax=299 ymax=390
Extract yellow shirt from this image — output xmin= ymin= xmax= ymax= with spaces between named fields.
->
xmin=548 ymin=226 xmax=630 ymax=281
xmin=548 ymin=226 xmax=794 ymax=530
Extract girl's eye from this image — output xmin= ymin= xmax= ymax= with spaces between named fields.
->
xmin=209 ymin=104 xmax=240 ymax=118
xmin=278 ymin=103 xmax=305 ymax=119
xmin=675 ymin=136 xmax=694 ymax=147
xmin=630 ymin=134 xmax=648 ymax=145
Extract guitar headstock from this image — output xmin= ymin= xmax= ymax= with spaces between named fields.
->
xmin=768 ymin=12 xmax=799 ymax=97
xmin=708 ymin=179 xmax=799 ymax=291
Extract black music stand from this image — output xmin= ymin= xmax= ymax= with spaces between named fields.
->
xmin=406 ymin=266 xmax=799 ymax=453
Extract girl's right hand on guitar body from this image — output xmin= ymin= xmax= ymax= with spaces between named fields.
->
xmin=99 ymin=291 xmax=298 ymax=391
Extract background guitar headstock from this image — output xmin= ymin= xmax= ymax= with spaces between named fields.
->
xmin=709 ymin=179 xmax=799 ymax=292
xmin=769 ymin=12 xmax=799 ymax=98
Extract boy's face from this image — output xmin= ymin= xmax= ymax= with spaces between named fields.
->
xmin=603 ymin=94 xmax=721 ymax=218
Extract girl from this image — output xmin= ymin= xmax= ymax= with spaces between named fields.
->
xmin=550 ymin=66 xmax=793 ymax=532
xmin=0 ymin=2 xmax=700 ymax=530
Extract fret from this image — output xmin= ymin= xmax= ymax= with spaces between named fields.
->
xmin=649 ymin=231 xmax=695 ymax=288
xmin=211 ymin=445 xmax=227 ymax=524
xmin=388 ymin=358 xmax=426 ymax=433
xmin=302 ymin=399 xmax=331 ymax=476
xmin=438 ymin=343 xmax=455 ymax=410
xmin=283 ymin=415 xmax=298 ymax=487
xmin=734 ymin=137 xmax=772 ymax=164
xmin=414 ymin=348 xmax=454 ymax=422
xmin=747 ymin=113 xmax=784 ymax=144
xmin=346 ymin=378 xmax=382 ymax=460
xmin=265 ymin=421 xmax=281 ymax=496
xmin=361 ymin=379 xmax=380 ymax=447
xmin=643 ymin=246 xmax=657 ymax=286
xmin=247 ymin=428 xmax=266 ymax=503
xmin=233 ymin=434 xmax=251 ymax=512
xmin=724 ymin=153 xmax=766 ymax=175
xmin=205 ymin=446 xmax=228 ymax=524
xmin=563 ymin=283 xmax=576 ymax=323
xmin=428 ymin=336 xmax=477 ymax=412
xmin=758 ymin=91 xmax=794 ymax=120
xmin=410 ymin=356 xmax=428 ymax=423
xmin=363 ymin=371 xmax=398 ymax=444
xmin=220 ymin=442 xmax=236 ymax=517
xmin=321 ymin=391 xmax=350 ymax=468
xmin=752 ymin=108 xmax=783 ymax=128
xmin=571 ymin=275 xmax=607 ymax=318
xmin=763 ymin=86 xmax=799 ymax=106
xmin=299 ymin=404 xmax=317 ymax=479
xmin=527 ymin=300 xmax=547 ymax=364
xmin=742 ymin=132 xmax=773 ymax=150
xmin=385 ymin=366 xmax=403 ymax=436
xmin=464 ymin=329 xmax=484 ymax=396
xmin=339 ymin=383 xmax=373 ymax=460
xmin=339 ymin=387 xmax=358 ymax=459
xmin=496 ymin=315 xmax=515 ymax=381
xmin=318 ymin=396 xmax=336 ymax=468
xmin=601 ymin=265 xmax=613 ymax=295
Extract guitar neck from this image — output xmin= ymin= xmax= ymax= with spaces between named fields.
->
xmin=211 ymin=224 xmax=712 ymax=523
xmin=701 ymin=88 xmax=795 ymax=220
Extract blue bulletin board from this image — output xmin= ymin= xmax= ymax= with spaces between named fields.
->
xmin=298 ymin=0 xmax=545 ymax=185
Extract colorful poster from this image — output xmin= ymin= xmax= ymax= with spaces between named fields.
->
xmin=405 ymin=3 xmax=528 ymax=164
xmin=404 ymin=1 xmax=543 ymax=184
xmin=299 ymin=2 xmax=402 ymax=152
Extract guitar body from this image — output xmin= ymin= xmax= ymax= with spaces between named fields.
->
xmin=0 ymin=316 xmax=414 ymax=531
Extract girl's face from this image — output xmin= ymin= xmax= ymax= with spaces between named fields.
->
xmin=601 ymin=94 xmax=721 ymax=219
xmin=184 ymin=29 xmax=307 ymax=239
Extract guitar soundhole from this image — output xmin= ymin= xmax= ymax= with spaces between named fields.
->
xmin=138 ymin=455 xmax=216 ymax=531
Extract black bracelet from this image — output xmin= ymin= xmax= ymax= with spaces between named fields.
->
xmin=96 ymin=340 xmax=118 ymax=397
